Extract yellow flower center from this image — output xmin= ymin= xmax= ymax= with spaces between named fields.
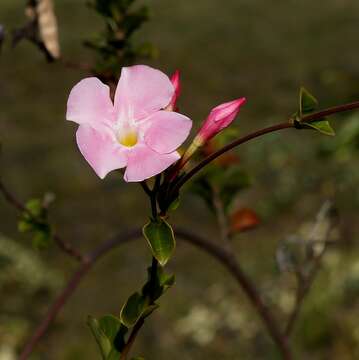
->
xmin=117 ymin=130 xmax=138 ymax=147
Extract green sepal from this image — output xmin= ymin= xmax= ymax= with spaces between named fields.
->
xmin=299 ymin=87 xmax=318 ymax=116
xmin=120 ymin=292 xmax=146 ymax=328
xmin=142 ymin=218 xmax=176 ymax=266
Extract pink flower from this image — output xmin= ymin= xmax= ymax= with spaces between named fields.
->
xmin=66 ymin=65 xmax=192 ymax=182
xmin=165 ymin=70 xmax=181 ymax=112
xmin=194 ymin=98 xmax=246 ymax=146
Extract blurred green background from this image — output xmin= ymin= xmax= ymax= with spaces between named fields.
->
xmin=1 ymin=0 xmax=359 ymax=359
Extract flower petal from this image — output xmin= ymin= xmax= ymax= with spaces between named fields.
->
xmin=114 ymin=65 xmax=174 ymax=120
xmin=143 ymin=111 xmax=192 ymax=154
xmin=76 ymin=125 xmax=127 ymax=179
xmin=124 ymin=145 xmax=180 ymax=182
xmin=67 ymin=77 xmax=114 ymax=130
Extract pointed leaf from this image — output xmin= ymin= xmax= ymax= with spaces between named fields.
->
xmin=98 ymin=315 xmax=123 ymax=342
xmin=141 ymin=303 xmax=160 ymax=318
xmin=25 ymin=199 xmax=43 ymax=217
xmin=143 ymin=219 xmax=176 ymax=266
xmin=159 ymin=271 xmax=175 ymax=291
xmin=305 ymin=120 xmax=335 ymax=136
xmin=299 ymin=87 xmax=318 ymax=116
xmin=87 ymin=316 xmax=112 ymax=360
xmin=87 ymin=315 xmax=125 ymax=359
xmin=142 ymin=266 xmax=174 ymax=301
xmin=120 ymin=292 xmax=146 ymax=328
xmin=18 ymin=219 xmax=33 ymax=233
xmin=32 ymin=229 xmax=52 ymax=250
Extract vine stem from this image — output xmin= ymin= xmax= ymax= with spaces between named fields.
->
xmin=18 ymin=229 xmax=142 ymax=360
xmin=120 ymin=256 xmax=159 ymax=360
xmin=210 ymin=187 xmax=291 ymax=358
xmin=120 ymin=318 xmax=145 ymax=360
xmin=18 ymin=227 xmax=291 ymax=360
xmin=172 ymin=100 xmax=359 ymax=193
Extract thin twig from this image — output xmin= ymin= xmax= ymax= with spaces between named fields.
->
xmin=120 ymin=317 xmax=145 ymax=360
xmin=285 ymin=202 xmax=337 ymax=336
xmin=18 ymin=227 xmax=292 ymax=360
xmin=173 ymin=101 xmax=359 ymax=193
xmin=210 ymin=189 xmax=291 ymax=358
xmin=0 ymin=179 xmax=84 ymax=262
xmin=0 ymin=180 xmax=26 ymax=212
xmin=284 ymin=248 xmax=326 ymax=336
xmin=18 ymin=228 xmax=142 ymax=360
xmin=176 ymin=229 xmax=292 ymax=360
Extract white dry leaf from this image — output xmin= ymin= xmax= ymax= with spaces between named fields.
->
xmin=36 ymin=0 xmax=60 ymax=59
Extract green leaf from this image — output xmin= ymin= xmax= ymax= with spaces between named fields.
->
xmin=299 ymin=87 xmax=318 ymax=116
xmin=120 ymin=292 xmax=146 ymax=328
xmin=142 ymin=266 xmax=175 ymax=301
xmin=18 ymin=219 xmax=33 ymax=233
xmin=87 ymin=315 xmax=125 ymax=360
xmin=305 ymin=120 xmax=335 ymax=136
xmin=32 ymin=230 xmax=52 ymax=250
xmin=141 ymin=303 xmax=159 ymax=318
xmin=98 ymin=315 xmax=123 ymax=343
xmin=25 ymin=199 xmax=43 ymax=217
xmin=158 ymin=271 xmax=175 ymax=291
xmin=87 ymin=316 xmax=112 ymax=360
xmin=142 ymin=219 xmax=176 ymax=266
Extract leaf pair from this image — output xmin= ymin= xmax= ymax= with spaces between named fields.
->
xmin=18 ymin=197 xmax=54 ymax=250
xmin=120 ymin=265 xmax=175 ymax=327
xmin=89 ymin=263 xmax=174 ymax=359
xmin=296 ymin=87 xmax=335 ymax=136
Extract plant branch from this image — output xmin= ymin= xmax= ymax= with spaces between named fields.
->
xmin=176 ymin=229 xmax=292 ymax=360
xmin=120 ymin=317 xmax=145 ymax=360
xmin=0 ymin=179 xmax=84 ymax=262
xmin=18 ymin=228 xmax=142 ymax=360
xmin=173 ymin=100 xmax=359 ymax=193
xmin=284 ymin=247 xmax=326 ymax=337
xmin=18 ymin=227 xmax=292 ymax=360
xmin=120 ymin=256 xmax=159 ymax=360
xmin=285 ymin=201 xmax=337 ymax=336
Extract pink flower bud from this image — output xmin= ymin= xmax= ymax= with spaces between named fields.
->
xmin=194 ymin=98 xmax=246 ymax=146
xmin=166 ymin=70 xmax=181 ymax=111
xmin=179 ymin=98 xmax=246 ymax=169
